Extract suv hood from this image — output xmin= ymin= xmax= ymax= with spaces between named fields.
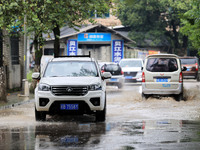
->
xmin=40 ymin=77 xmax=101 ymax=86
xmin=122 ymin=67 xmax=142 ymax=72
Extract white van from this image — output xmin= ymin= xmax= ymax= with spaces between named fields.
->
xmin=119 ymin=58 xmax=143 ymax=82
xmin=142 ymin=54 xmax=186 ymax=101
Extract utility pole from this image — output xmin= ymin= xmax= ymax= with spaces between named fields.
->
xmin=24 ymin=0 xmax=27 ymax=79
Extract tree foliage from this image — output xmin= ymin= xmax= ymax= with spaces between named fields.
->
xmin=181 ymin=0 xmax=200 ymax=51
xmin=115 ymin=0 xmax=191 ymax=54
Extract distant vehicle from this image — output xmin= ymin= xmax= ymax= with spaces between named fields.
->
xmin=29 ymin=61 xmax=35 ymax=69
xmin=32 ymin=56 xmax=111 ymax=122
xmin=142 ymin=54 xmax=186 ymax=101
xmin=180 ymin=57 xmax=200 ymax=81
xmin=119 ymin=58 xmax=143 ymax=82
xmin=100 ymin=62 xmax=124 ymax=89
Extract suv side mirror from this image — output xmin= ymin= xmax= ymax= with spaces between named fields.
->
xmin=182 ymin=66 xmax=187 ymax=71
xmin=102 ymin=72 xmax=112 ymax=80
xmin=32 ymin=72 xmax=41 ymax=80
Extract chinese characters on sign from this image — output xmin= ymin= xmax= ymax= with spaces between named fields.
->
xmin=112 ymin=40 xmax=124 ymax=63
xmin=78 ymin=33 xmax=111 ymax=42
xmin=67 ymin=40 xmax=77 ymax=56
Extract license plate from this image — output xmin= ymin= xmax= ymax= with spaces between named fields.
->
xmin=110 ymin=78 xmax=118 ymax=81
xmin=60 ymin=104 xmax=79 ymax=110
xmin=186 ymin=68 xmax=190 ymax=71
xmin=125 ymin=76 xmax=132 ymax=79
xmin=156 ymin=78 xmax=168 ymax=82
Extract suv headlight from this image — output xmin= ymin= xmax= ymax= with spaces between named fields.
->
xmin=89 ymin=83 xmax=102 ymax=91
xmin=38 ymin=83 xmax=51 ymax=91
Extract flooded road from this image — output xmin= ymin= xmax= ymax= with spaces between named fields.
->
xmin=0 ymin=80 xmax=200 ymax=149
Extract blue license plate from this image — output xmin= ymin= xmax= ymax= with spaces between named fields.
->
xmin=186 ymin=68 xmax=190 ymax=71
xmin=156 ymin=78 xmax=168 ymax=82
xmin=110 ymin=78 xmax=118 ymax=81
xmin=125 ymin=76 xmax=132 ymax=79
xmin=60 ymin=104 xmax=79 ymax=110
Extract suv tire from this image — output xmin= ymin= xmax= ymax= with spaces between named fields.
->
xmin=96 ymin=97 xmax=106 ymax=122
xmin=35 ymin=107 xmax=46 ymax=121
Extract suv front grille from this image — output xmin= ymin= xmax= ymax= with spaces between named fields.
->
xmin=124 ymin=72 xmax=137 ymax=77
xmin=52 ymin=86 xmax=88 ymax=96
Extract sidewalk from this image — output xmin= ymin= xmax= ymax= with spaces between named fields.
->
xmin=0 ymin=91 xmax=34 ymax=110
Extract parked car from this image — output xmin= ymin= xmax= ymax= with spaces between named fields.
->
xmin=142 ymin=54 xmax=186 ymax=101
xmin=119 ymin=58 xmax=143 ymax=82
xmin=100 ymin=62 xmax=124 ymax=89
xmin=32 ymin=56 xmax=111 ymax=122
xmin=180 ymin=57 xmax=200 ymax=81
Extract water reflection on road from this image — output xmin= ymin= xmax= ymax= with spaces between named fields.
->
xmin=1 ymin=119 xmax=200 ymax=150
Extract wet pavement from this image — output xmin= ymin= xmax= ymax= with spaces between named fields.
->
xmin=0 ymin=80 xmax=200 ymax=149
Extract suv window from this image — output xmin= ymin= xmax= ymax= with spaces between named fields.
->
xmin=146 ymin=58 xmax=178 ymax=72
xmin=180 ymin=58 xmax=197 ymax=65
xmin=120 ymin=60 xmax=142 ymax=67
xmin=101 ymin=64 xmax=122 ymax=75
xmin=44 ymin=61 xmax=98 ymax=77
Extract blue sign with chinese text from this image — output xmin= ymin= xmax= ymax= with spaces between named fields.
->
xmin=78 ymin=33 xmax=111 ymax=42
xmin=67 ymin=39 xmax=78 ymax=56
xmin=112 ymin=40 xmax=124 ymax=63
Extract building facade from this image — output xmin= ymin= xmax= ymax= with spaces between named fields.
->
xmin=44 ymin=24 xmax=134 ymax=63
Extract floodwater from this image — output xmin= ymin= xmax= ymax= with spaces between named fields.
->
xmin=0 ymin=80 xmax=200 ymax=149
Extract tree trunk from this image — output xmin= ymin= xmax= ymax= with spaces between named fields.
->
xmin=30 ymin=32 xmax=43 ymax=93
xmin=171 ymin=20 xmax=179 ymax=49
xmin=53 ymin=24 xmax=60 ymax=57
xmin=0 ymin=66 xmax=7 ymax=102
xmin=182 ymin=35 xmax=188 ymax=56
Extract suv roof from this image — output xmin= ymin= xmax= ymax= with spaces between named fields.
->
xmin=50 ymin=57 xmax=95 ymax=62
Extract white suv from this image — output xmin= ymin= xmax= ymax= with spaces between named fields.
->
xmin=32 ymin=57 xmax=111 ymax=121
xmin=119 ymin=58 xmax=143 ymax=82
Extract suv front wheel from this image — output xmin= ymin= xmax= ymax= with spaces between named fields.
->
xmin=35 ymin=107 xmax=46 ymax=121
xmin=96 ymin=97 xmax=106 ymax=122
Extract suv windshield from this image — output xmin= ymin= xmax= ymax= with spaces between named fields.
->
xmin=146 ymin=58 xmax=178 ymax=72
xmin=120 ymin=60 xmax=142 ymax=67
xmin=180 ymin=58 xmax=197 ymax=65
xmin=44 ymin=61 xmax=98 ymax=77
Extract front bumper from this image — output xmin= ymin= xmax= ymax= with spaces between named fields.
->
xmin=35 ymin=89 xmax=105 ymax=112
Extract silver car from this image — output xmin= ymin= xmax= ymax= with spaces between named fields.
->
xmin=142 ymin=54 xmax=185 ymax=101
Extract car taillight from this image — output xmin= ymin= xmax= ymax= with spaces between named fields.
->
xmin=101 ymin=70 xmax=105 ymax=73
xmin=121 ymin=70 xmax=124 ymax=75
xmin=179 ymin=72 xmax=183 ymax=83
xmin=142 ymin=72 xmax=145 ymax=82
xmin=195 ymin=63 xmax=198 ymax=71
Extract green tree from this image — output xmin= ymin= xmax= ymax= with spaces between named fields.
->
xmin=25 ymin=0 xmax=111 ymax=58
xmin=181 ymin=0 xmax=200 ymax=52
xmin=115 ymin=0 xmax=190 ymax=54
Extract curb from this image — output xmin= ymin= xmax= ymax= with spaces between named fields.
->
xmin=0 ymin=99 xmax=34 ymax=111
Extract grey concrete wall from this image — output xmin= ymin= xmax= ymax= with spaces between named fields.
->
xmin=3 ymin=30 xmax=24 ymax=90
xmin=11 ymin=65 xmax=21 ymax=88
